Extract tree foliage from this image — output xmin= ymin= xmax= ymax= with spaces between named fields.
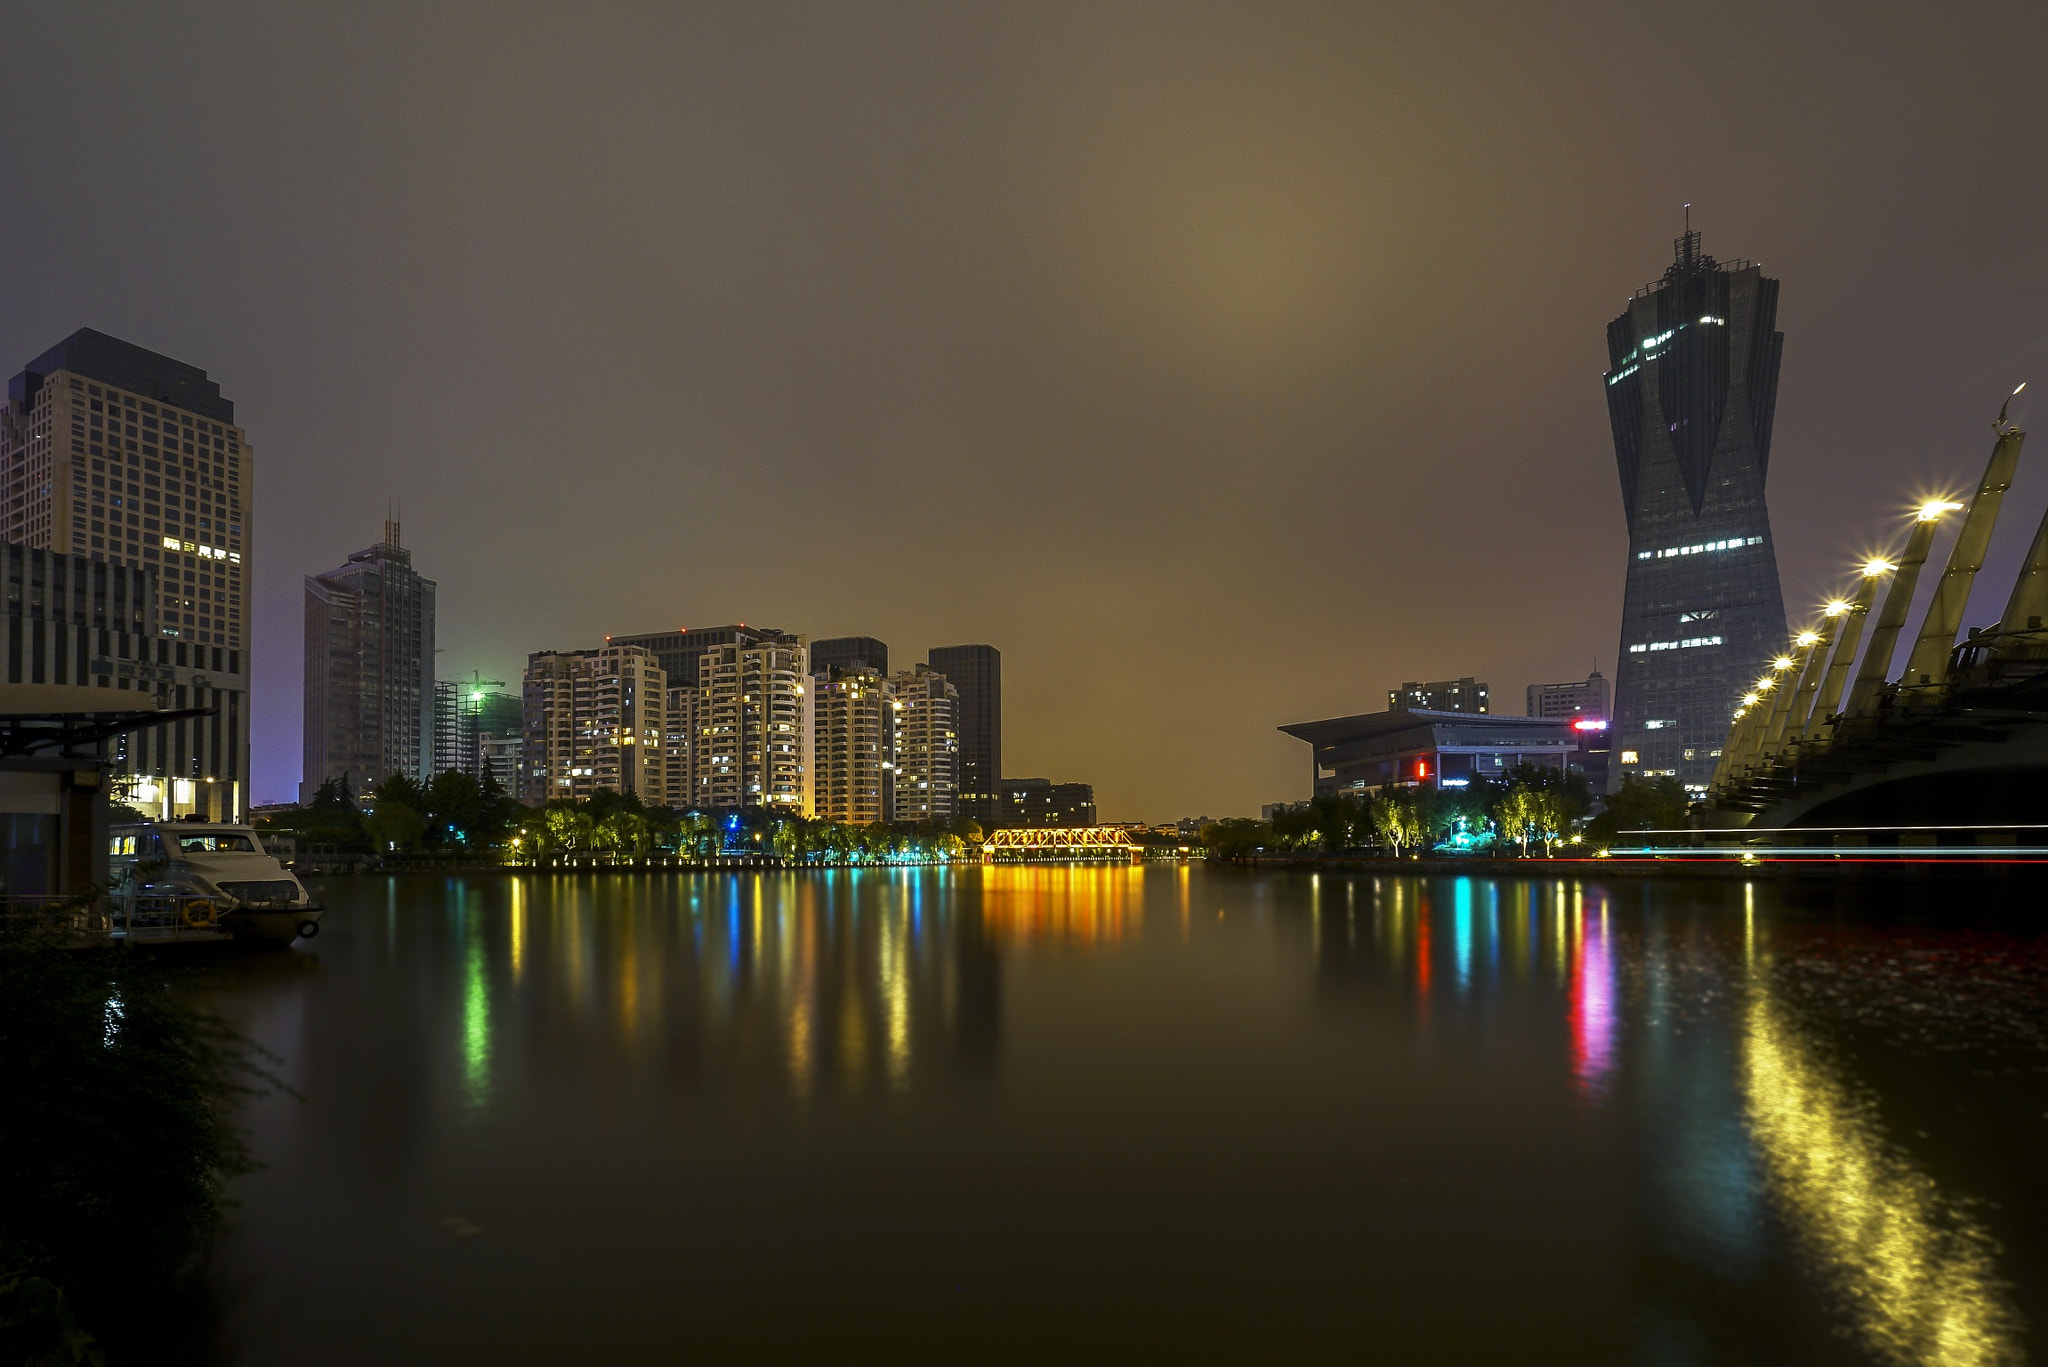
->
xmin=1209 ymin=763 xmax=1601 ymax=859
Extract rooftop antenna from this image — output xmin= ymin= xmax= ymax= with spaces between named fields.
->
xmin=1680 ymin=202 xmax=1698 ymax=267
xmin=384 ymin=496 xmax=401 ymax=549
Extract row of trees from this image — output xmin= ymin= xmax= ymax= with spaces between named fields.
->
xmin=1205 ymin=770 xmax=1693 ymax=859
xmin=262 ymin=774 xmax=984 ymax=865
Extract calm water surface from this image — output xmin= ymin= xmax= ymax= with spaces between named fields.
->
xmin=192 ymin=866 xmax=2048 ymax=1365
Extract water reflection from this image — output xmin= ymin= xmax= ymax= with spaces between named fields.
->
xmin=1742 ymin=974 xmax=2023 ymax=1365
xmin=1571 ymin=892 xmax=1616 ymax=1098
xmin=206 ymin=868 xmax=2046 ymax=1366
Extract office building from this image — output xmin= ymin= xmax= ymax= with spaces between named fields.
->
xmin=1605 ymin=228 xmax=1788 ymax=790
xmin=519 ymin=644 xmax=666 ymax=804
xmin=1279 ymin=708 xmax=1578 ymax=795
xmin=810 ymin=666 xmax=892 ymax=824
xmin=697 ymin=635 xmax=809 ymax=811
xmin=1000 ymin=778 xmax=1097 ymax=828
xmin=302 ymin=523 xmax=437 ymax=800
xmin=927 ymin=645 xmax=1000 ymax=823
xmin=3 ymin=329 xmax=252 ymax=813
xmin=0 ymin=544 xmax=246 ymax=819
xmin=810 ymin=636 xmax=889 ymax=678
xmin=1527 ymin=670 xmax=1610 ymax=720
xmin=5 ymin=329 xmax=250 ymax=650
xmin=889 ymin=665 xmax=958 ymax=821
xmin=1390 ymin=678 xmax=1490 ymax=714
xmin=609 ymin=624 xmax=778 ymax=692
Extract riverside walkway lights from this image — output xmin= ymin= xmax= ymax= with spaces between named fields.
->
xmin=1843 ymin=501 xmax=1961 ymax=719
xmin=1895 ymin=388 xmax=2027 ymax=707
xmin=1712 ymin=668 xmax=1787 ymax=787
xmin=1786 ymin=564 xmax=1890 ymax=750
xmin=1759 ymin=628 xmax=1830 ymax=757
xmin=1729 ymin=656 xmax=1801 ymax=776
xmin=1772 ymin=604 xmax=1850 ymax=756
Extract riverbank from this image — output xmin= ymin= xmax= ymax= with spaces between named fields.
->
xmin=303 ymin=855 xmax=988 ymax=875
xmin=1212 ymin=852 xmax=2048 ymax=880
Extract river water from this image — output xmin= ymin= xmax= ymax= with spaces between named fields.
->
xmin=191 ymin=866 xmax=2048 ymax=1365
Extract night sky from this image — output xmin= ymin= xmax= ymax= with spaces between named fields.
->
xmin=1 ymin=3 xmax=2044 ymax=816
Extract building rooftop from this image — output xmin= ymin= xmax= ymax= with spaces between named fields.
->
xmin=9 ymin=327 xmax=234 ymax=422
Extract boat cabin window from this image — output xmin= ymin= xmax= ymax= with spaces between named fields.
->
xmin=174 ymin=833 xmax=258 ymax=853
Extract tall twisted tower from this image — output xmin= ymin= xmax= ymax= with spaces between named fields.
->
xmin=1605 ymin=229 xmax=1788 ymax=792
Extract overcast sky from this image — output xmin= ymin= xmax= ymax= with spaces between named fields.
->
xmin=1 ymin=2 xmax=2044 ymax=815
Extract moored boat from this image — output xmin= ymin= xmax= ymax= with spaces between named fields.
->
xmin=111 ymin=820 xmax=323 ymax=946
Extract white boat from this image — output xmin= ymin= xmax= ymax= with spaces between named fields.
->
xmin=111 ymin=820 xmax=324 ymax=946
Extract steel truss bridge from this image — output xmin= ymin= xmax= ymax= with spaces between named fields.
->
xmin=981 ymin=827 xmax=1142 ymax=862
xmin=1708 ymin=389 xmax=2048 ymax=831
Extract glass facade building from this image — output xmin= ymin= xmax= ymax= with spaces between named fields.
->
xmin=1605 ymin=231 xmax=1788 ymax=791
xmin=926 ymin=645 xmax=1000 ymax=824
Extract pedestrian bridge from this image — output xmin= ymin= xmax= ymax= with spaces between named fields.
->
xmin=981 ymin=827 xmax=1142 ymax=862
xmin=1709 ymin=388 xmax=2048 ymax=829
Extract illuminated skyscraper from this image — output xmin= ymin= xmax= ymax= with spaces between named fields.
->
xmin=1605 ymin=229 xmax=1788 ymax=791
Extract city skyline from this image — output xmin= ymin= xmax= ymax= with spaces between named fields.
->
xmin=0 ymin=4 xmax=2043 ymax=818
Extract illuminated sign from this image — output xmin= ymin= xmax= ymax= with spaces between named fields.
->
xmin=1572 ymin=718 xmax=1609 ymax=732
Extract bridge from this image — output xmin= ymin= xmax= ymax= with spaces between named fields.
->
xmin=1708 ymin=388 xmax=2048 ymax=829
xmin=981 ymin=827 xmax=1142 ymax=863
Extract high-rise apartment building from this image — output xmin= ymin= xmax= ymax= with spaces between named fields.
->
xmin=302 ymin=524 xmax=437 ymax=801
xmin=926 ymin=645 xmax=999 ymax=823
xmin=3 ymin=329 xmax=252 ymax=815
xmin=519 ymin=644 xmax=666 ymax=804
xmin=1389 ymin=678 xmax=1490 ymax=713
xmin=1605 ymin=229 xmax=1788 ymax=790
xmin=1527 ymin=670 xmax=1610 ymax=721
xmin=810 ymin=636 xmax=889 ymax=678
xmin=608 ymin=625 xmax=777 ymax=692
xmin=889 ymin=665 xmax=958 ymax=821
xmin=810 ymin=666 xmax=892 ymax=824
xmin=663 ymin=686 xmax=700 ymax=809
xmin=697 ymin=635 xmax=810 ymax=811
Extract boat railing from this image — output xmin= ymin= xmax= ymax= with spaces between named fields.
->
xmin=112 ymin=887 xmax=236 ymax=941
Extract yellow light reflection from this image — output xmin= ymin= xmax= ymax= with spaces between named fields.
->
xmin=1743 ymin=989 xmax=2021 ymax=1365
xmin=883 ymin=905 xmax=910 ymax=1091
xmin=977 ymin=865 xmax=1147 ymax=946
xmin=509 ymin=879 xmax=527 ymax=987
